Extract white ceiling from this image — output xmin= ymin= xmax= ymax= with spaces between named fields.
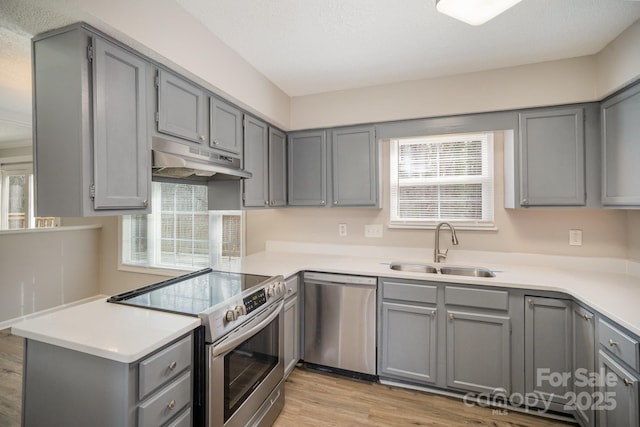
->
xmin=1 ymin=0 xmax=640 ymax=145
xmin=176 ymin=0 xmax=640 ymax=96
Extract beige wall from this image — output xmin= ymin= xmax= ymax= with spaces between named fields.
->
xmin=0 ymin=227 xmax=100 ymax=325
xmin=597 ymin=19 xmax=640 ymax=98
xmin=246 ymin=134 xmax=628 ymax=257
xmin=627 ymin=211 xmax=640 ymax=262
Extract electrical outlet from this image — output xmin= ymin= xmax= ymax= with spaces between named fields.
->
xmin=365 ymin=224 xmax=383 ymax=238
xmin=569 ymin=229 xmax=582 ymax=246
xmin=338 ymin=223 xmax=348 ymax=237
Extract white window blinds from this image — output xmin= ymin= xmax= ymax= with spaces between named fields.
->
xmin=390 ymin=133 xmax=494 ymax=229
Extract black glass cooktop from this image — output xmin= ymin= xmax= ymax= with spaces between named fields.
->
xmin=108 ymin=268 xmax=271 ymax=316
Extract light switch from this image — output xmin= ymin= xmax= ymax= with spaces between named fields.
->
xmin=365 ymin=224 xmax=383 ymax=238
xmin=569 ymin=229 xmax=582 ymax=246
xmin=338 ymin=223 xmax=348 ymax=237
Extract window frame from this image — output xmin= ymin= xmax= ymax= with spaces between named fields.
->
xmin=389 ymin=132 xmax=496 ymax=231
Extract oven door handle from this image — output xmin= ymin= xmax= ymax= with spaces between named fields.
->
xmin=212 ymin=300 xmax=283 ymax=357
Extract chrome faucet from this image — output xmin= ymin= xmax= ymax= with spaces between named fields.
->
xmin=434 ymin=222 xmax=459 ymax=263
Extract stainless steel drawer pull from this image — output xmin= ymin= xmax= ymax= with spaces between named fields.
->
xmin=608 ymin=339 xmax=619 ymax=347
xmin=167 ymin=399 xmax=176 ymax=410
xmin=624 ymin=378 xmax=632 ymax=386
xmin=168 ymin=361 xmax=177 ymax=371
xmin=584 ymin=314 xmax=592 ymax=321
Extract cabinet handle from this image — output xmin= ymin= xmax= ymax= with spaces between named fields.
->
xmin=199 ymin=135 xmax=205 ymax=141
xmin=212 ymin=139 xmax=219 ymax=145
xmin=527 ymin=298 xmax=534 ymax=307
xmin=608 ymin=339 xmax=619 ymax=347
xmin=624 ymin=378 xmax=633 ymax=386
xmin=167 ymin=400 xmax=176 ymax=410
xmin=321 ymin=200 xmax=325 ymax=205
xmin=584 ymin=314 xmax=593 ymax=321
xmin=334 ymin=201 xmax=338 ymax=204
xmin=431 ymin=310 xmax=437 ymax=318
xmin=143 ymin=199 xmax=149 ymax=207
xmin=449 ymin=313 xmax=454 ymax=320
xmin=287 ymin=288 xmax=293 ymax=294
xmin=265 ymin=200 xmax=270 ymax=206
xmin=168 ymin=361 xmax=177 ymax=371
xmin=522 ymin=198 xmax=528 ymax=205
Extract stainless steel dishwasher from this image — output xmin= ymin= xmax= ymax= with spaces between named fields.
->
xmin=303 ymin=272 xmax=377 ymax=376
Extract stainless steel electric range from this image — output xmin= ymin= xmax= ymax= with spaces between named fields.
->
xmin=108 ymin=268 xmax=286 ymax=427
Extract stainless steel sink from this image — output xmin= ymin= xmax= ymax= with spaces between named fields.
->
xmin=389 ymin=262 xmax=438 ymax=274
xmin=389 ymin=262 xmax=495 ymax=277
xmin=439 ymin=267 xmax=496 ymax=278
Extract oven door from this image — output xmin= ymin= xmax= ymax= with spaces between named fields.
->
xmin=208 ymin=300 xmax=284 ymax=427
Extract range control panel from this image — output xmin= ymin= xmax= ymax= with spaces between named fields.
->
xmin=243 ymin=288 xmax=267 ymax=314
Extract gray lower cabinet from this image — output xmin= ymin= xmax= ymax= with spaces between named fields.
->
xmin=572 ymin=304 xmax=596 ymax=427
xmin=445 ymin=286 xmax=511 ymax=394
xmin=331 ymin=125 xmax=379 ymax=207
xmin=210 ymin=97 xmax=243 ymax=155
xmin=288 ymin=130 xmax=327 ymax=206
xmin=22 ymin=332 xmax=195 ymax=427
xmin=446 ymin=310 xmax=511 ymax=394
xmin=156 ymin=69 xmax=208 ymax=145
xmin=517 ymin=107 xmax=585 ymax=207
xmin=598 ymin=319 xmax=640 ymax=426
xmin=284 ymin=274 xmax=300 ymax=377
xmin=524 ymin=296 xmax=573 ymax=410
xmin=381 ymin=302 xmax=437 ymax=384
xmin=601 ymin=82 xmax=640 ymax=206
xmin=33 ymin=24 xmax=151 ymax=216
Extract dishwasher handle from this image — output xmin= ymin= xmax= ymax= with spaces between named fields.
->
xmin=303 ymin=272 xmax=377 ymax=286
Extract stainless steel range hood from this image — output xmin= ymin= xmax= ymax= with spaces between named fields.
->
xmin=152 ymin=137 xmax=251 ymax=180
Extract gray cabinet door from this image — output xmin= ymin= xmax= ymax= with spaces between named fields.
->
xmin=380 ymin=302 xmax=437 ymax=384
xmin=243 ymin=116 xmax=268 ymax=207
xmin=518 ymin=108 xmax=585 ymax=206
xmin=601 ymin=83 xmax=640 ymax=206
xmin=157 ymin=69 xmax=207 ymax=144
xmin=268 ymin=128 xmax=287 ymax=207
xmin=92 ymin=37 xmax=150 ymax=210
xmin=331 ymin=126 xmax=378 ymax=207
xmin=524 ymin=296 xmax=572 ymax=407
xmin=599 ymin=350 xmax=639 ymax=427
xmin=284 ymin=295 xmax=299 ymax=378
xmin=446 ymin=310 xmax=510 ymax=394
xmin=210 ymin=97 xmax=242 ymax=155
xmin=572 ymin=304 xmax=595 ymax=427
xmin=288 ymin=131 xmax=327 ymax=206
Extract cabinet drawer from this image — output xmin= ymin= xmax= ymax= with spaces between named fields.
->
xmin=166 ymin=407 xmax=191 ymax=427
xmin=383 ymin=281 xmax=437 ymax=304
xmin=138 ymin=371 xmax=191 ymax=427
xmin=139 ymin=334 xmax=192 ymax=400
xmin=599 ymin=319 xmax=640 ymax=371
xmin=285 ymin=274 xmax=299 ymax=298
xmin=445 ymin=286 xmax=508 ymax=311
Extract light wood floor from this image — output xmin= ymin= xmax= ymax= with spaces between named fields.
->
xmin=0 ymin=329 xmax=22 ymax=427
xmin=0 ymin=330 xmax=574 ymax=427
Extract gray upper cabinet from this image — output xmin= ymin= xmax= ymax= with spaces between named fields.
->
xmin=518 ymin=107 xmax=585 ymax=206
xmin=524 ymin=296 xmax=572 ymax=410
xmin=210 ymin=97 xmax=242 ymax=155
xmin=331 ymin=126 xmax=379 ymax=207
xmin=601 ymin=83 xmax=640 ymax=207
xmin=243 ymin=116 xmax=269 ymax=207
xmin=288 ymin=130 xmax=327 ymax=206
xmin=268 ymin=128 xmax=287 ymax=207
xmin=156 ymin=69 xmax=207 ymax=145
xmin=33 ymin=24 xmax=151 ymax=217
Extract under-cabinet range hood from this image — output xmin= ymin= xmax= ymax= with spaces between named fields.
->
xmin=152 ymin=137 xmax=252 ymax=180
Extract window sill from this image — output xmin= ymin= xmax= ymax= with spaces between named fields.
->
xmin=388 ymin=223 xmax=498 ymax=231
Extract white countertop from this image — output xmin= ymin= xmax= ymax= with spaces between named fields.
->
xmin=11 ymin=297 xmax=201 ymax=363
xmin=215 ymin=241 xmax=640 ymax=337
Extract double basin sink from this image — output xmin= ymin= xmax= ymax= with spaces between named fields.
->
xmin=389 ymin=262 xmax=496 ymax=278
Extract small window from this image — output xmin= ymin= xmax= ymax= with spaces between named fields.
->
xmin=0 ymin=162 xmax=57 ymax=230
xmin=389 ymin=132 xmax=495 ymax=229
xmin=122 ymin=181 xmax=242 ymax=271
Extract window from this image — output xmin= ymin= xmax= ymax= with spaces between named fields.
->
xmin=0 ymin=162 xmax=56 ymax=230
xmin=390 ymin=132 xmax=494 ymax=229
xmin=122 ymin=181 xmax=242 ymax=270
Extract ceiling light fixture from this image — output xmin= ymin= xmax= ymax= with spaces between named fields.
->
xmin=436 ymin=0 xmax=523 ymax=26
